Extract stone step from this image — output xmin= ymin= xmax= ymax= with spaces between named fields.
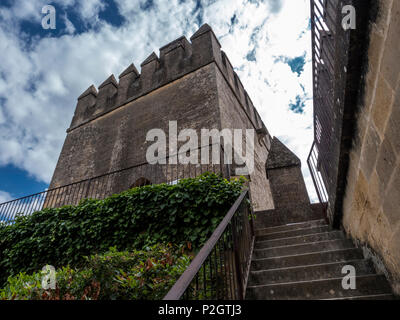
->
xmin=253 ymin=239 xmax=355 ymax=259
xmin=323 ymin=294 xmax=395 ymax=300
xmin=256 ymin=225 xmax=331 ymax=241
xmin=248 ymin=259 xmax=375 ymax=286
xmin=254 ymin=203 xmax=326 ymax=229
xmin=251 ymin=248 xmax=364 ymax=271
xmin=254 ymin=219 xmax=327 ymax=235
xmin=255 ymin=231 xmax=344 ymax=249
xmin=246 ymin=274 xmax=392 ymax=300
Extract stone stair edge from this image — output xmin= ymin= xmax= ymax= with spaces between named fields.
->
xmin=255 ymin=230 xmax=344 ymax=246
xmin=254 ymin=219 xmax=327 ymax=232
xmin=251 ymin=247 xmax=363 ymax=262
xmin=256 ymin=225 xmax=330 ymax=236
xmin=249 ymin=258 xmax=369 ymax=275
xmin=253 ymin=238 xmax=352 ymax=252
xmin=246 ymin=273 xmax=388 ymax=290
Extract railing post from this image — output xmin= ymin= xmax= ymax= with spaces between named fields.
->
xmin=84 ymin=178 xmax=93 ymax=199
xmin=231 ymin=216 xmax=244 ymax=300
xmin=163 ymin=191 xmax=248 ymax=300
xmin=307 ymin=142 xmax=324 ymax=204
xmin=246 ymin=187 xmax=255 ymax=238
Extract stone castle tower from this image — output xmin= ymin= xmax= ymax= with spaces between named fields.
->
xmin=49 ymin=24 xmax=310 ymax=212
xmin=266 ymin=137 xmax=310 ymax=209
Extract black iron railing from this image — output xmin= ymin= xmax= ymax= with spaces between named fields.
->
xmin=309 ymin=0 xmax=371 ymax=226
xmin=163 ymin=190 xmax=254 ymax=300
xmin=308 ymin=0 xmax=350 ymax=222
xmin=307 ymin=141 xmax=328 ymax=204
xmin=309 ymin=0 xmax=340 ymax=208
xmin=0 ymin=144 xmax=231 ymax=225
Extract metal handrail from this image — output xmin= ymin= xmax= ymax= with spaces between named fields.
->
xmin=0 ymin=143 xmax=227 ymax=207
xmin=0 ymin=143 xmax=231 ymax=224
xmin=308 ymin=0 xmax=336 ymax=205
xmin=307 ymin=141 xmax=328 ymax=204
xmin=308 ymin=0 xmax=367 ymax=226
xmin=163 ymin=189 xmax=254 ymax=300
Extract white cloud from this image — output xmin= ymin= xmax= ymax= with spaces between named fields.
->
xmin=63 ymin=13 xmax=76 ymax=35
xmin=0 ymin=0 xmax=317 ymax=201
xmin=0 ymin=190 xmax=12 ymax=203
xmin=0 ymin=0 xmax=47 ymax=23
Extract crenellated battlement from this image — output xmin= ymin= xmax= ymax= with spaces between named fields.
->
xmin=69 ymin=23 xmax=269 ymax=142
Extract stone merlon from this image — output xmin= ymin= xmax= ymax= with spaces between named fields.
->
xmin=266 ymin=137 xmax=301 ymax=170
xmin=69 ymin=24 xmax=266 ymax=135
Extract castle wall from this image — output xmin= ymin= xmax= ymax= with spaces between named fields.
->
xmin=50 ymin=63 xmax=221 ymax=189
xmin=49 ymin=24 xmax=274 ymax=212
xmin=267 ymin=166 xmax=310 ymax=209
xmin=214 ymin=63 xmax=273 ymax=211
xmin=341 ymin=0 xmax=400 ymax=294
xmin=265 ymin=137 xmax=310 ymax=210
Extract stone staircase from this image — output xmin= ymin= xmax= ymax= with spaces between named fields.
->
xmin=246 ymin=217 xmax=395 ymax=300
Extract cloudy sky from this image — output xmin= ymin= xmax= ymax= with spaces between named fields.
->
xmin=0 ymin=0 xmax=317 ymax=203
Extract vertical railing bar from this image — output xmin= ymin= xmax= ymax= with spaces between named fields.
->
xmin=12 ymin=199 xmax=23 ymax=220
xmin=26 ymin=193 xmax=38 ymax=215
xmin=232 ymin=215 xmax=244 ymax=299
xmin=0 ymin=202 xmax=7 ymax=223
xmin=195 ymin=272 xmax=199 ymax=300
xmin=58 ymin=186 xmax=66 ymax=207
xmin=217 ymin=238 xmax=225 ymax=299
xmin=203 ymin=263 xmax=207 ymax=299
xmin=38 ymin=192 xmax=46 ymax=212
xmin=3 ymin=201 xmax=12 ymax=224
xmin=49 ymin=187 xmax=59 ymax=208
xmin=8 ymin=199 xmax=20 ymax=222
xmin=209 ymin=252 xmax=213 ymax=299
xmin=72 ymin=180 xmax=82 ymax=206
xmin=224 ymin=232 xmax=232 ymax=300
xmin=76 ymin=179 xmax=86 ymax=205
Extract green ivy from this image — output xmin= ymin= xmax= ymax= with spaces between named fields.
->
xmin=0 ymin=244 xmax=192 ymax=300
xmin=0 ymin=173 xmax=245 ymax=286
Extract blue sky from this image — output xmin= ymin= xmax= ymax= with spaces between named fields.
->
xmin=0 ymin=0 xmax=315 ymax=203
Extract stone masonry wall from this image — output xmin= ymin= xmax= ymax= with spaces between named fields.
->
xmin=342 ymin=0 xmax=400 ymax=294
xmin=215 ymin=61 xmax=273 ymax=211
xmin=268 ymin=166 xmax=310 ymax=209
xmin=266 ymin=137 xmax=310 ymax=209
xmin=50 ymin=63 xmax=220 ymax=189
xmin=49 ymin=24 xmax=274 ymax=211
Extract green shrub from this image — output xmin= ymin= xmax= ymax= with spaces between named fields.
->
xmin=0 ymin=173 xmax=245 ymax=286
xmin=0 ymin=244 xmax=191 ymax=300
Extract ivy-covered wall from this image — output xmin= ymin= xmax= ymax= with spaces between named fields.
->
xmin=0 ymin=173 xmax=245 ymax=293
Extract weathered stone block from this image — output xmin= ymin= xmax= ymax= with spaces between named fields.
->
xmin=382 ymin=166 xmax=400 ymax=226
xmin=344 ymin=150 xmax=361 ymax=202
xmin=375 ymin=209 xmax=392 ymax=248
xmin=373 ymin=0 xmax=393 ymax=35
xmin=385 ymin=88 xmax=400 ymax=156
xmin=360 ymin=124 xmax=381 ymax=180
xmin=376 ymin=137 xmax=397 ymax=192
xmin=353 ymin=113 xmax=368 ymax=155
xmin=368 ymin=170 xmax=384 ymax=213
xmin=372 ymin=75 xmax=394 ymax=137
xmin=352 ymin=171 xmax=369 ymax=218
xmin=388 ymin=228 xmax=400 ymax=287
xmin=366 ymin=28 xmax=385 ymax=89
xmin=381 ymin=0 xmax=400 ymax=88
